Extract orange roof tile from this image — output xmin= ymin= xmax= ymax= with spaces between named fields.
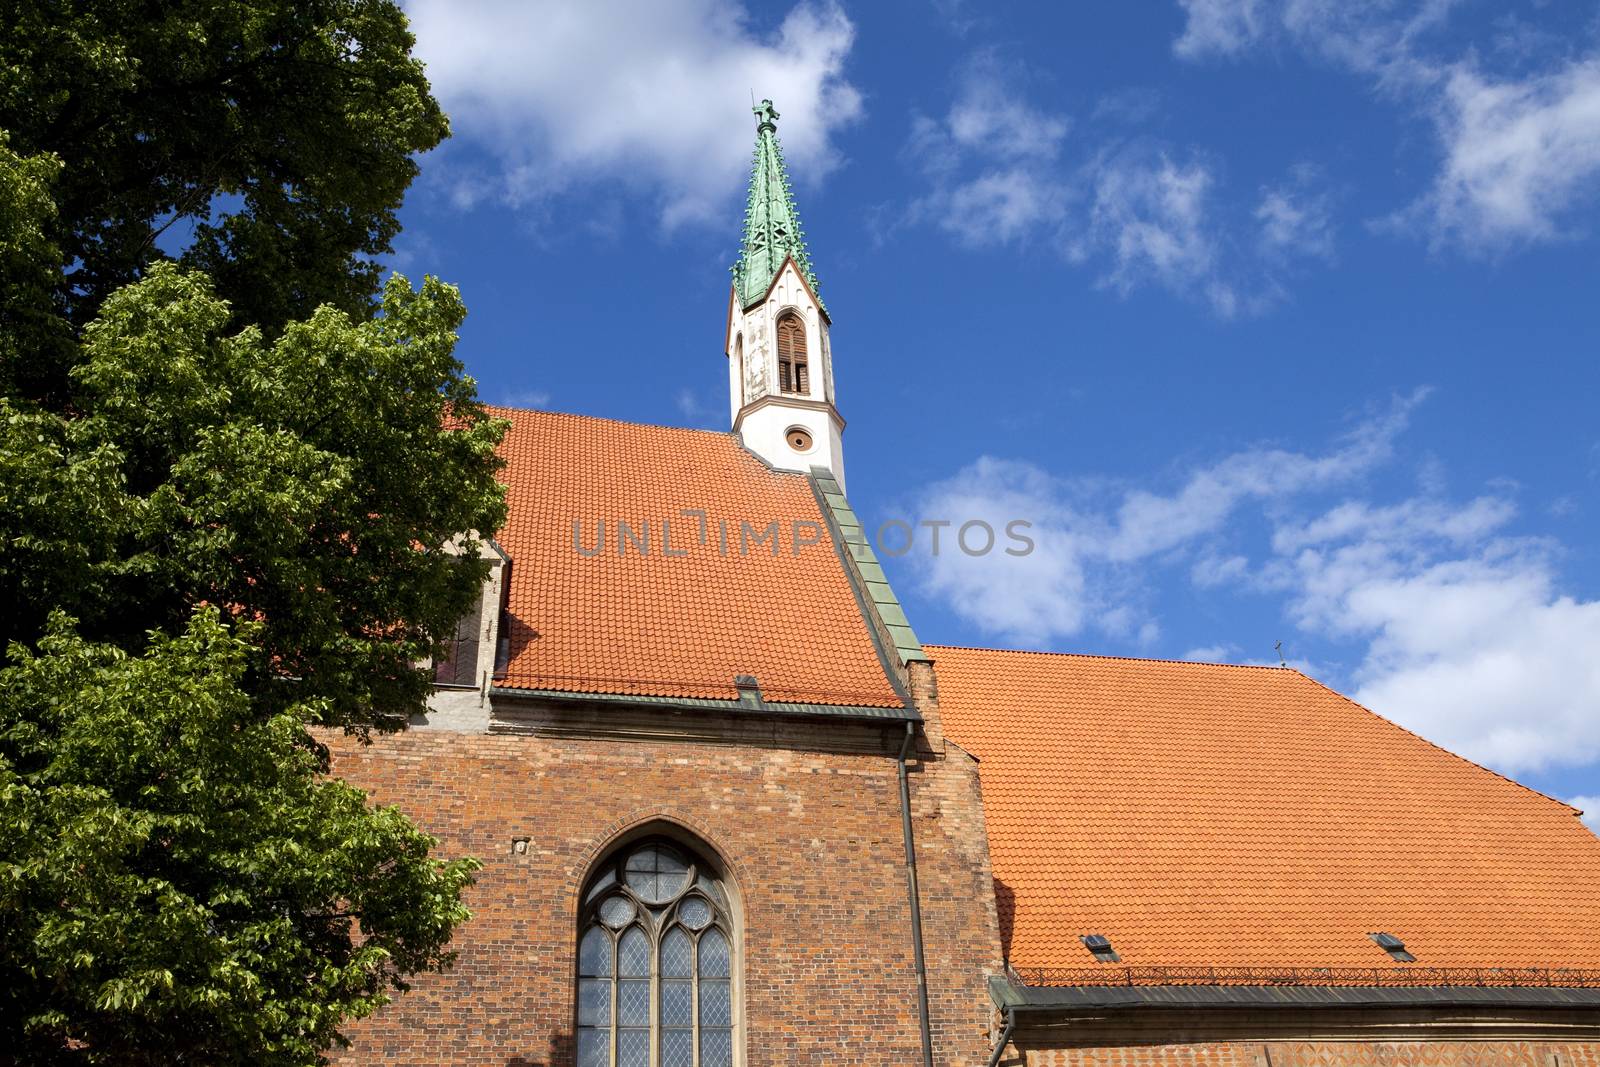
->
xmin=929 ymin=645 xmax=1600 ymax=980
xmin=487 ymin=407 xmax=900 ymax=708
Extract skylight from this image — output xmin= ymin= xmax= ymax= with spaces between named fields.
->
xmin=1369 ymin=932 xmax=1416 ymax=963
xmin=1080 ymin=934 xmax=1120 ymax=963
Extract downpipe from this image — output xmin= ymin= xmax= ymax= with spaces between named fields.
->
xmin=898 ymin=721 xmax=936 ymax=1067
xmin=985 ymin=1007 xmax=1016 ymax=1067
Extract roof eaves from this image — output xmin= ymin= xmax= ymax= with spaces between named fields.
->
xmin=488 ymin=685 xmax=919 ymax=723
xmin=991 ymin=977 xmax=1600 ymax=1013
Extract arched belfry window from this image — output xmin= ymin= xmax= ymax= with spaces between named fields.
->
xmin=775 ymin=313 xmax=807 ymax=395
xmin=577 ymin=837 xmax=737 ymax=1067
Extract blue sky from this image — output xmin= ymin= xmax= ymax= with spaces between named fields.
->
xmin=392 ymin=1 xmax=1600 ymax=814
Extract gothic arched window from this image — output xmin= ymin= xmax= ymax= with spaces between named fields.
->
xmin=775 ymin=313 xmax=807 ymax=395
xmin=577 ymin=838 xmax=737 ymax=1067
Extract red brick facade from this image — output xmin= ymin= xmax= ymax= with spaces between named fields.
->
xmin=323 ymin=706 xmax=1005 ymax=1066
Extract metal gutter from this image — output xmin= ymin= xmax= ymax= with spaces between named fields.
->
xmin=990 ymin=978 xmax=1600 ymax=1012
xmin=898 ymin=722 xmax=935 ymax=1067
xmin=488 ymin=685 xmax=918 ymax=722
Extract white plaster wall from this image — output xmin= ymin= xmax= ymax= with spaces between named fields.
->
xmin=738 ymin=403 xmax=845 ymax=489
xmin=725 ymin=261 xmax=844 ymax=486
xmin=726 ymin=263 xmax=831 ymax=408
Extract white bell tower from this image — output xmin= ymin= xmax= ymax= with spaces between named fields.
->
xmin=725 ymin=100 xmax=845 ymax=489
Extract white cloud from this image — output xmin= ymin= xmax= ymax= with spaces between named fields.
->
xmin=1417 ymin=59 xmax=1600 ymax=250
xmin=910 ymin=389 xmax=1600 ymax=776
xmin=1170 ymin=0 xmax=1600 ymax=251
xmin=945 ymin=64 xmax=1070 ymax=161
xmin=1257 ymin=167 xmax=1335 ymax=261
xmin=1078 ymin=150 xmax=1239 ymax=315
xmin=907 ymin=54 xmax=1333 ymax=315
xmin=1569 ymin=796 xmax=1600 ymax=833
xmin=906 ymin=56 xmax=1072 ymax=245
xmin=1172 ymin=0 xmax=1268 ymax=60
xmin=406 ymin=0 xmax=862 ymax=227
xmin=905 ymin=391 xmax=1422 ymax=644
xmin=1268 ymin=498 xmax=1600 ymax=774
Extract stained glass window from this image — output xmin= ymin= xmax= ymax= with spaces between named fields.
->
xmin=576 ymin=837 xmax=738 ymax=1066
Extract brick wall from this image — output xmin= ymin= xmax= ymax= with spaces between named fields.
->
xmin=323 ymin=714 xmax=1004 ymax=1066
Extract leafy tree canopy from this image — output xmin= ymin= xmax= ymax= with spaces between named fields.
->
xmin=0 ymin=2 xmax=509 ymax=1061
xmin=0 ymin=0 xmax=449 ymax=395
xmin=0 ymin=610 xmax=480 ymax=1065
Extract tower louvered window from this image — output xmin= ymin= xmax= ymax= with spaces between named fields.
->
xmin=577 ymin=839 xmax=737 ymax=1067
xmin=775 ymin=314 xmax=807 ymax=395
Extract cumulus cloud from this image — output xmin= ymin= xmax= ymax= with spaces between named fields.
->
xmin=1417 ymin=59 xmax=1600 ymax=250
xmin=1268 ymin=499 xmax=1600 ymax=774
xmin=1170 ymin=0 xmax=1600 ymax=252
xmin=909 ymin=389 xmax=1600 ymax=776
xmin=406 ymin=0 xmax=862 ymax=227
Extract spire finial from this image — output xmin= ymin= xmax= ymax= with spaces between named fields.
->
xmin=754 ymin=98 xmax=779 ymax=133
xmin=732 ymin=98 xmax=824 ymax=311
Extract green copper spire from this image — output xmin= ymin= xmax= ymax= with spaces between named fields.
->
xmin=732 ymin=99 xmax=824 ymax=311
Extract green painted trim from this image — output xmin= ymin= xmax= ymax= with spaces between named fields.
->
xmin=488 ymin=685 xmax=918 ymax=722
xmin=808 ymin=467 xmax=929 ymax=666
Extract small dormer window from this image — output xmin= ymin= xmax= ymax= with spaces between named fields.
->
xmin=776 ymin=312 xmax=808 ymax=395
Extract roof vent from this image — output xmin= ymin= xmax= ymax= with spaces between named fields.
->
xmin=733 ymin=674 xmax=764 ymax=709
xmin=1080 ymin=934 xmax=1120 ymax=963
xmin=1369 ymin=932 xmax=1416 ymax=962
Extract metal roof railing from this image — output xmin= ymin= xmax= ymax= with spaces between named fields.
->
xmin=1011 ymin=965 xmax=1600 ymax=989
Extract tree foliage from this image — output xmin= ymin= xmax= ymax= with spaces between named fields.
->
xmin=0 ymin=611 xmax=480 ymax=1065
xmin=1 ymin=258 xmax=507 ymax=729
xmin=0 ymin=2 xmax=509 ymax=1061
xmin=0 ymin=0 xmax=448 ymax=342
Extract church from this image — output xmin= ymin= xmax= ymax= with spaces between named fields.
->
xmin=327 ymin=102 xmax=1600 ymax=1067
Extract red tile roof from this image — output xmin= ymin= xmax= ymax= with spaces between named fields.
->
xmin=488 ymin=407 xmax=899 ymax=707
xmin=929 ymin=645 xmax=1600 ymax=979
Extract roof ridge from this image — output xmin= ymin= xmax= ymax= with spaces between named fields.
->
xmin=922 ymin=643 xmax=1292 ymax=672
xmin=1291 ymin=668 xmax=1582 ymax=814
xmin=929 ymin=642 xmax=1581 ymax=814
xmin=484 ymin=404 xmax=736 ymax=437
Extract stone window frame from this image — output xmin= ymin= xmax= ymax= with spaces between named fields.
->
xmin=575 ymin=834 xmax=742 ymax=1067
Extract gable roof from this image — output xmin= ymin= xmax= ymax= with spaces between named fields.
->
xmin=929 ymin=645 xmax=1600 ymax=982
xmin=487 ymin=407 xmax=901 ymax=709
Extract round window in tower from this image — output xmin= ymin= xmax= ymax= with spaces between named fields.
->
xmin=786 ymin=426 xmax=814 ymax=453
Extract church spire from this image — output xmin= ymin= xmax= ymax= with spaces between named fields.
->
xmin=722 ymin=99 xmax=846 ymax=489
xmin=732 ymin=99 xmax=823 ymax=312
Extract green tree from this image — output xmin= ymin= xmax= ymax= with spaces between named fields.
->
xmin=0 ymin=610 xmax=480 ymax=1065
xmin=0 ymin=2 xmax=509 ymax=1061
xmin=0 ymin=0 xmax=448 ymax=341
